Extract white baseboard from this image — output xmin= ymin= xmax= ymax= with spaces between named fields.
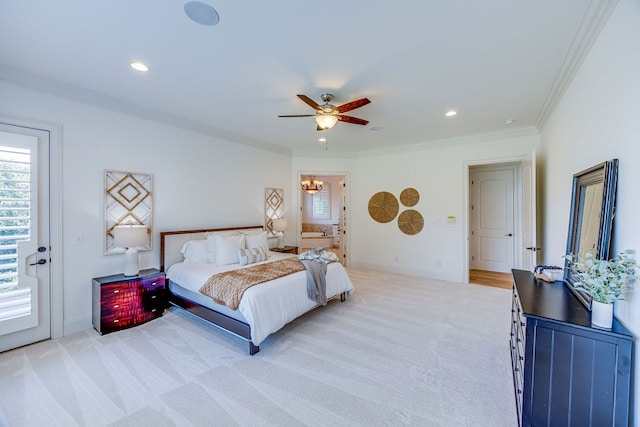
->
xmin=63 ymin=314 xmax=93 ymax=336
xmin=350 ymin=262 xmax=463 ymax=283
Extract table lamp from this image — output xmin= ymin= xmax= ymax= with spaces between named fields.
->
xmin=272 ymin=218 xmax=288 ymax=248
xmin=113 ymin=224 xmax=148 ymax=276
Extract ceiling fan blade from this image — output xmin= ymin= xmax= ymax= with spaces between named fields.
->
xmin=278 ymin=114 xmax=315 ymax=117
xmin=336 ymin=97 xmax=371 ymax=113
xmin=338 ymin=115 xmax=369 ymax=126
xmin=297 ymin=94 xmax=322 ymax=110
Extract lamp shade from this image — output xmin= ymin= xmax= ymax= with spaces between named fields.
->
xmin=113 ymin=224 xmax=148 ymax=249
xmin=272 ymin=218 xmax=288 ymax=232
xmin=113 ymin=225 xmax=147 ymax=276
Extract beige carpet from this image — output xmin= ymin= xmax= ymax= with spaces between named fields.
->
xmin=0 ymin=268 xmax=517 ymax=426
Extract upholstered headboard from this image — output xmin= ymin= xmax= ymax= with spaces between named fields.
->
xmin=160 ymin=225 xmax=277 ymax=272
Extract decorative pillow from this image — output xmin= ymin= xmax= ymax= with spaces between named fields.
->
xmin=238 ymin=247 xmax=267 ymax=266
xmin=214 ymin=233 xmax=246 ymax=265
xmin=180 ymin=240 xmax=211 ymax=263
xmin=245 ymin=231 xmax=270 ymax=253
xmin=298 ymin=248 xmax=340 ymax=264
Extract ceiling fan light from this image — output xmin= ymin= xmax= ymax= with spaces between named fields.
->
xmin=315 ymin=113 xmax=338 ymax=130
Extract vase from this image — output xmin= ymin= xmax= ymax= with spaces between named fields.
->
xmin=591 ymin=300 xmax=613 ymax=328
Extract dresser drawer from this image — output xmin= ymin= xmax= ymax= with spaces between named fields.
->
xmin=139 ymin=275 xmax=164 ymax=291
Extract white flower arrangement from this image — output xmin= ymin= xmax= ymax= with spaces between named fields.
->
xmin=565 ymin=249 xmax=637 ymax=304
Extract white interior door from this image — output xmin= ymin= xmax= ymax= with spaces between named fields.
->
xmin=470 ymin=167 xmax=515 ymax=273
xmin=0 ymin=124 xmax=50 ymax=352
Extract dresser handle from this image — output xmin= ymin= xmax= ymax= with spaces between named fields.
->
xmin=520 ymin=322 xmax=525 ymax=327
xmin=113 ymin=319 xmax=119 ymax=323
xmin=113 ymin=289 xmax=120 ymax=294
xmin=519 ymin=356 xmax=523 ymax=361
xmin=517 ymin=389 xmax=522 ymax=394
xmin=113 ymin=304 xmax=120 ymax=309
xmin=151 ymin=295 xmax=157 ymax=299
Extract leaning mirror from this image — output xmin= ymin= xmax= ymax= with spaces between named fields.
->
xmin=563 ymin=159 xmax=618 ymax=308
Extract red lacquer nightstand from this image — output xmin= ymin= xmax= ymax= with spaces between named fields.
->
xmin=92 ymin=268 xmax=166 ymax=334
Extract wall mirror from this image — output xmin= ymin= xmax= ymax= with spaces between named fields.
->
xmin=563 ymin=159 xmax=618 ymax=308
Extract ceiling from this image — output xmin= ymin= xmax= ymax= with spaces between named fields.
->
xmin=0 ymin=1 xmax=615 ymax=156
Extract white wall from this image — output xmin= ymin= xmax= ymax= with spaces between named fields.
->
xmin=540 ymin=1 xmax=640 ymax=422
xmin=0 ymin=82 xmax=292 ymax=334
xmin=350 ymin=134 xmax=540 ymax=282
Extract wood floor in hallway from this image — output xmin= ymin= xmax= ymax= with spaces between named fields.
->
xmin=469 ymin=269 xmax=513 ymax=290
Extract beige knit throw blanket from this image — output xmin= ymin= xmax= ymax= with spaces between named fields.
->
xmin=199 ymin=258 xmax=305 ymax=310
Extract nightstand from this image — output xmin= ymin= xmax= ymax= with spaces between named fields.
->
xmin=92 ymin=268 xmax=166 ymax=335
xmin=271 ymin=245 xmax=298 ymax=254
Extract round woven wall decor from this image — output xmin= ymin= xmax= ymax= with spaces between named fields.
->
xmin=399 ymin=187 xmax=420 ymax=207
xmin=397 ymin=209 xmax=424 ymax=235
xmin=368 ymin=191 xmax=400 ymax=223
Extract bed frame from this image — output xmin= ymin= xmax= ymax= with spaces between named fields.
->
xmin=161 ymin=225 xmax=350 ymax=355
xmin=161 ymin=225 xmax=269 ymax=355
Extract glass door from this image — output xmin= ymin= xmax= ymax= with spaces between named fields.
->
xmin=0 ymin=124 xmax=50 ymax=352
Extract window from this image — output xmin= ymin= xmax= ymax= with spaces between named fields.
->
xmin=312 ymin=187 xmax=330 ymax=219
xmin=303 ymin=183 xmax=331 ymax=220
xmin=0 ymin=146 xmax=30 ymax=293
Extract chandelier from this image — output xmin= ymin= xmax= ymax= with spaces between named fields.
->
xmin=301 ymin=176 xmax=323 ymax=194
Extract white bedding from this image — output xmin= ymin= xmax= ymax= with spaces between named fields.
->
xmin=166 ymin=252 xmax=355 ymax=346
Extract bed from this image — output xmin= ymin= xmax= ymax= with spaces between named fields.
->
xmin=160 ymin=225 xmax=355 ymax=355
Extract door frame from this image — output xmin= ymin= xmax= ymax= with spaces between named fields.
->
xmin=463 ymin=153 xmax=536 ymax=283
xmin=469 ymin=163 xmax=517 ymax=273
xmin=296 ymin=171 xmax=350 ymax=267
xmin=0 ymin=114 xmax=63 ymax=341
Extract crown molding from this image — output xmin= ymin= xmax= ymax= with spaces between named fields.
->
xmin=0 ymin=65 xmax=291 ymax=156
xmin=536 ymin=0 xmax=619 ymax=128
xmin=351 ymin=127 xmax=540 ymax=159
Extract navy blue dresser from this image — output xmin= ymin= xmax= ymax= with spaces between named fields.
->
xmin=510 ymin=269 xmax=632 ymax=427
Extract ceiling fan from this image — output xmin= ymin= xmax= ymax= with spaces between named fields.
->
xmin=279 ymin=93 xmax=371 ymax=131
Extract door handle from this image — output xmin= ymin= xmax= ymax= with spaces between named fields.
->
xmin=525 ymin=247 xmax=542 ymax=252
xmin=29 ymin=259 xmax=47 ymax=266
xmin=505 ymin=233 xmax=513 ymax=237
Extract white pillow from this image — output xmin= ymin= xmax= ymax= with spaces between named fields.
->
xmin=245 ymin=231 xmax=270 ymax=253
xmin=180 ymin=240 xmax=211 ymax=263
xmin=205 ymin=230 xmax=238 ymax=263
xmin=238 ymin=247 xmax=267 ymax=266
xmin=214 ymin=233 xmax=246 ymax=265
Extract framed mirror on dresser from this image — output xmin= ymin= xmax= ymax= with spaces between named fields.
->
xmin=508 ymin=158 xmax=631 ymax=427
xmin=563 ymin=159 xmax=618 ymax=309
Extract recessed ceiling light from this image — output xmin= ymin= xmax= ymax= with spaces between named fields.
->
xmin=130 ymin=62 xmax=149 ymax=72
xmin=184 ymin=1 xmax=220 ymax=26
xmin=445 ymin=110 xmax=457 ymax=117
